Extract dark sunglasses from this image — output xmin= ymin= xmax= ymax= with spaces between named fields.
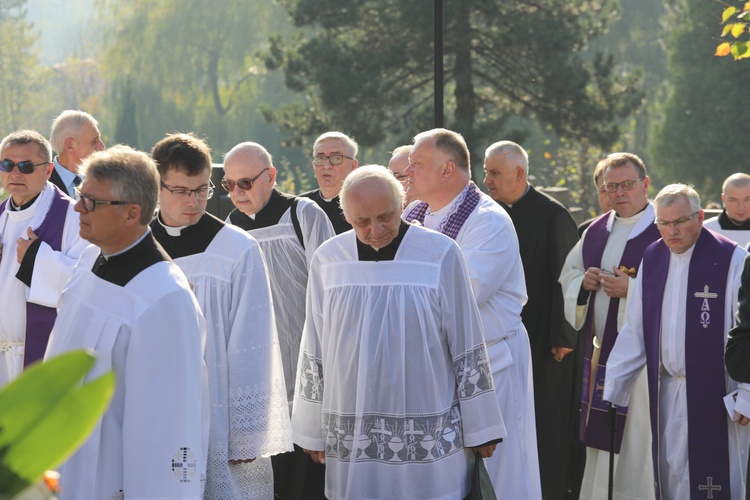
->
xmin=1 ymin=159 xmax=49 ymax=174
xmin=221 ymin=168 xmax=269 ymax=192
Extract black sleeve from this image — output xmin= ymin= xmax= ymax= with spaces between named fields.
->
xmin=15 ymin=238 xmax=43 ymax=287
xmin=726 ymin=254 xmax=750 ymax=382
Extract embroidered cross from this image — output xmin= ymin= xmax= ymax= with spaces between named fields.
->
xmin=694 ymin=285 xmax=719 ymax=329
xmin=404 ymin=419 xmax=424 ymax=459
xmin=698 ymin=476 xmax=722 ymax=498
xmin=694 ymin=285 xmax=718 ymax=300
xmin=371 ymin=418 xmax=392 ymax=459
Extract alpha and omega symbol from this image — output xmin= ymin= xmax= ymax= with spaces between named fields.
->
xmin=694 ymin=285 xmax=718 ymax=329
xmin=171 ymin=447 xmax=197 ymax=483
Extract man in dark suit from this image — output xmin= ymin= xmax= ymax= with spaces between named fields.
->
xmin=48 ymin=110 xmax=104 ymax=197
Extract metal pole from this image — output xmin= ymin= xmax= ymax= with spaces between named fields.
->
xmin=434 ymin=0 xmax=444 ymax=128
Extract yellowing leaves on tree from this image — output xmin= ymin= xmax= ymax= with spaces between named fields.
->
xmin=745 ymin=1 xmax=750 ymax=11
xmin=716 ymin=42 xmax=732 ymax=57
xmin=723 ymin=6 xmax=737 ymax=22
xmin=732 ymin=22 xmax=747 ymax=38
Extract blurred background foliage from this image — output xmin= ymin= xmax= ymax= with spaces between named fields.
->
xmin=1 ymin=0 xmax=748 ymax=216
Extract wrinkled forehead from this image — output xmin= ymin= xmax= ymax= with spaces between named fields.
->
xmin=314 ymin=139 xmax=350 ymax=156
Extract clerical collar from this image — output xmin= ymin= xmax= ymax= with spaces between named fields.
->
xmin=92 ymin=231 xmax=171 ymax=287
xmin=8 ymin=192 xmax=41 ymax=211
xmin=155 ymin=212 xmax=190 ymax=236
xmin=357 ymin=221 xmax=410 ymax=261
xmin=718 ymin=210 xmax=750 ymax=231
xmin=320 ymin=194 xmax=337 ymax=203
xmin=228 ymin=189 xmax=296 ymax=230
xmin=504 ymin=184 xmax=532 ymax=208
xmin=151 ymin=212 xmax=224 ymax=259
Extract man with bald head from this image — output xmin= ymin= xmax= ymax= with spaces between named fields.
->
xmin=292 ymin=165 xmax=505 ymax=500
xmin=388 ymin=145 xmax=414 ymax=206
xmin=49 ymin=110 xmax=105 ymax=197
xmin=704 ymin=173 xmax=750 ymax=247
xmin=483 ymin=140 xmax=581 ymax=499
xmin=223 ymin=141 xmax=334 ymax=500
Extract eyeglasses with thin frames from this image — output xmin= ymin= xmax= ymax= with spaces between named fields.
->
xmin=312 ymin=154 xmax=353 ymax=167
xmin=160 ymin=180 xmax=215 ymax=200
xmin=655 ymin=211 xmax=700 ymax=228
xmin=1 ymin=159 xmax=49 ymax=174
xmin=74 ymin=187 xmax=133 ymax=212
xmin=603 ymin=178 xmax=644 ymax=193
xmin=221 ymin=168 xmax=270 ymax=192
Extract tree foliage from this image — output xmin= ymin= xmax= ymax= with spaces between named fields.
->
xmin=650 ymin=0 xmax=750 ymax=200
xmin=716 ymin=1 xmax=750 ymax=60
xmin=265 ymin=0 xmax=644 ymax=177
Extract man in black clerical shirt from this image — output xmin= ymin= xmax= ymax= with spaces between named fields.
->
xmin=299 ymin=131 xmax=358 ymax=234
xmin=483 ymin=140 xmax=583 ymax=500
xmin=704 ymin=173 xmax=750 ymax=248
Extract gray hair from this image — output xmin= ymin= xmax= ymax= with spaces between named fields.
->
xmin=723 ymin=173 xmax=750 ymax=193
xmin=485 ymin=140 xmax=529 ymax=175
xmin=654 ymin=183 xmax=701 ymax=214
xmin=340 ymin=164 xmax=405 ymax=219
xmin=80 ymin=145 xmax=159 ymax=226
xmin=413 ymin=128 xmax=470 ymax=174
xmin=598 ymin=152 xmax=648 ymax=181
xmin=391 ymin=145 xmax=412 ymax=158
xmin=50 ymin=110 xmax=99 ymax=154
xmin=0 ymin=130 xmax=53 ymax=162
xmin=223 ymin=141 xmax=273 ymax=168
xmin=314 ymin=132 xmax=359 ymax=158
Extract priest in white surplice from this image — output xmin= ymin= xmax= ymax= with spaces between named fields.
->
xmin=223 ymin=141 xmax=335 ymax=500
xmin=704 ymin=173 xmax=750 ymax=248
xmin=45 ymin=146 xmax=208 ymax=499
xmin=604 ymin=184 xmax=750 ymax=499
xmin=558 ymin=153 xmax=659 ymax=500
xmin=0 ymin=130 xmax=89 ymax=388
xmin=150 ymin=134 xmax=292 ymax=499
xmin=402 ymin=128 xmax=540 ymax=499
xmin=292 ymin=166 xmax=506 ymax=500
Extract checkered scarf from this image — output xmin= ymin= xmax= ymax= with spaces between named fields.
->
xmin=403 ymin=182 xmax=481 ymax=240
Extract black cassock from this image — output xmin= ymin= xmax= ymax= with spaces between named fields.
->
xmin=499 ymin=185 xmax=584 ymax=500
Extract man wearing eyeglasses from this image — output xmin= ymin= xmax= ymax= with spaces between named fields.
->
xmin=223 ymin=141 xmax=334 ymax=500
xmin=48 ymin=110 xmax=105 ymax=197
xmin=704 ymin=173 xmax=750 ymax=248
xmin=45 ymin=145 xmax=208 ymax=499
xmin=148 ymin=133 xmax=293 ymax=498
xmin=388 ymin=145 xmax=415 ymax=206
xmin=604 ymin=183 xmax=750 ymax=499
xmin=0 ymin=129 xmax=89 ymax=389
xmin=559 ymin=152 xmax=659 ymax=499
xmin=300 ymin=131 xmax=359 ymax=234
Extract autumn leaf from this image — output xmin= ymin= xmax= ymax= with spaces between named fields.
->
xmin=732 ymin=23 xmax=747 ymax=38
xmin=744 ymin=1 xmax=750 ymax=11
xmin=723 ymin=6 xmax=737 ymax=23
xmin=722 ymin=23 xmax=734 ymax=36
xmin=715 ymin=42 xmax=732 ymax=56
xmin=733 ymin=41 xmax=750 ymax=59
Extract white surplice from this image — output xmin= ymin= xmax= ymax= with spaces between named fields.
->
xmin=45 ymin=243 xmax=208 ymax=500
xmin=411 ymin=191 xmax=542 ymax=499
xmin=0 ymin=182 xmax=89 ymax=387
xmin=233 ymin=197 xmax=334 ymax=409
xmin=558 ymin=206 xmax=656 ymax=500
xmin=704 ymin=216 xmax=750 ymax=248
xmin=292 ymin=226 xmax=506 ymax=500
xmin=604 ymin=242 xmax=750 ymax=499
xmin=156 ymin=219 xmax=293 ymax=499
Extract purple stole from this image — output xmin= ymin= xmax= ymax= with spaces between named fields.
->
xmin=641 ymin=229 xmax=735 ymax=500
xmin=0 ymin=186 xmax=69 ymax=368
xmin=403 ymin=182 xmax=482 ymax=240
xmin=580 ymin=210 xmax=660 ymax=452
